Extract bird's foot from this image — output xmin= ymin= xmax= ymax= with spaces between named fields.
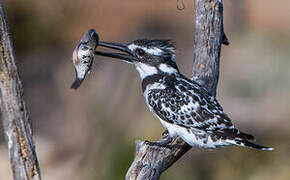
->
xmin=144 ymin=135 xmax=176 ymax=149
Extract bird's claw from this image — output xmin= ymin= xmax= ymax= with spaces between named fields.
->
xmin=144 ymin=135 xmax=176 ymax=149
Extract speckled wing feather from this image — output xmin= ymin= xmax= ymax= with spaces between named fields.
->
xmin=146 ymin=74 xmax=254 ymax=141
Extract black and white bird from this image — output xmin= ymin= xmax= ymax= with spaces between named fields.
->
xmin=94 ymin=38 xmax=273 ymax=151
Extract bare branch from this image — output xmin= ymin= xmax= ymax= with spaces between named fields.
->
xmin=192 ymin=0 xmax=225 ymax=96
xmin=0 ymin=1 xmax=41 ymax=180
xmin=126 ymin=0 xmax=226 ymax=179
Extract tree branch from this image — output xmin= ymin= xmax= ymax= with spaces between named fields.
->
xmin=126 ymin=0 xmax=226 ymax=179
xmin=0 ymin=1 xmax=41 ymax=180
xmin=191 ymin=0 xmax=225 ymax=96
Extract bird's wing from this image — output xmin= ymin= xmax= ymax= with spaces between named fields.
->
xmin=147 ymin=79 xmax=234 ymax=132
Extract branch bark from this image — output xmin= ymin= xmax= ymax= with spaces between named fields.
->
xmin=126 ymin=0 xmax=226 ymax=179
xmin=0 ymin=1 xmax=41 ymax=180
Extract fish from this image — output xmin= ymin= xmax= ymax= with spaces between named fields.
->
xmin=71 ymin=29 xmax=99 ymax=89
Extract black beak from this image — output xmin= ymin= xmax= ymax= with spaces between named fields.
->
xmin=94 ymin=41 xmax=136 ymax=63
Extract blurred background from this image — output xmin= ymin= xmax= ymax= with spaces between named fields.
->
xmin=1 ymin=0 xmax=290 ymax=179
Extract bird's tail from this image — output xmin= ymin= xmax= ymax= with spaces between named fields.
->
xmin=224 ymin=129 xmax=274 ymax=151
xmin=233 ymin=139 xmax=274 ymax=151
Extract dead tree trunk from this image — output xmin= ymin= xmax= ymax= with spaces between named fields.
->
xmin=126 ymin=0 xmax=227 ymax=179
xmin=0 ymin=1 xmax=41 ymax=180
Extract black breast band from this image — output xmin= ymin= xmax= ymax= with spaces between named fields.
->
xmin=142 ymin=74 xmax=165 ymax=92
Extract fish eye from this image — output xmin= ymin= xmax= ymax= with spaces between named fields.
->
xmin=135 ymin=48 xmax=146 ymax=57
xmin=91 ymin=32 xmax=97 ymax=37
xmin=89 ymin=30 xmax=98 ymax=39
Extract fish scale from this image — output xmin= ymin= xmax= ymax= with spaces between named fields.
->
xmin=71 ymin=29 xmax=99 ymax=89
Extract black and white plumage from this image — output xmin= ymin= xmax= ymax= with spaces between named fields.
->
xmin=94 ymin=38 xmax=273 ymax=151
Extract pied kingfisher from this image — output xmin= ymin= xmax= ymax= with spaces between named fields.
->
xmin=83 ymin=34 xmax=273 ymax=151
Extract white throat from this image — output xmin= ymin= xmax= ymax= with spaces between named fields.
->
xmin=135 ymin=63 xmax=158 ymax=79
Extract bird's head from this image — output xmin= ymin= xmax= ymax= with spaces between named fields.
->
xmin=96 ymin=39 xmax=179 ymax=79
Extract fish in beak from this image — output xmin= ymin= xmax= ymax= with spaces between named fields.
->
xmin=71 ymin=29 xmax=137 ymax=89
xmin=71 ymin=29 xmax=99 ymax=89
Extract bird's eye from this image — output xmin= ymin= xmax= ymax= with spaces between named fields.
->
xmin=135 ymin=48 xmax=146 ymax=57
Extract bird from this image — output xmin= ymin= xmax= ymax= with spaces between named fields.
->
xmin=93 ymin=38 xmax=273 ymax=151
